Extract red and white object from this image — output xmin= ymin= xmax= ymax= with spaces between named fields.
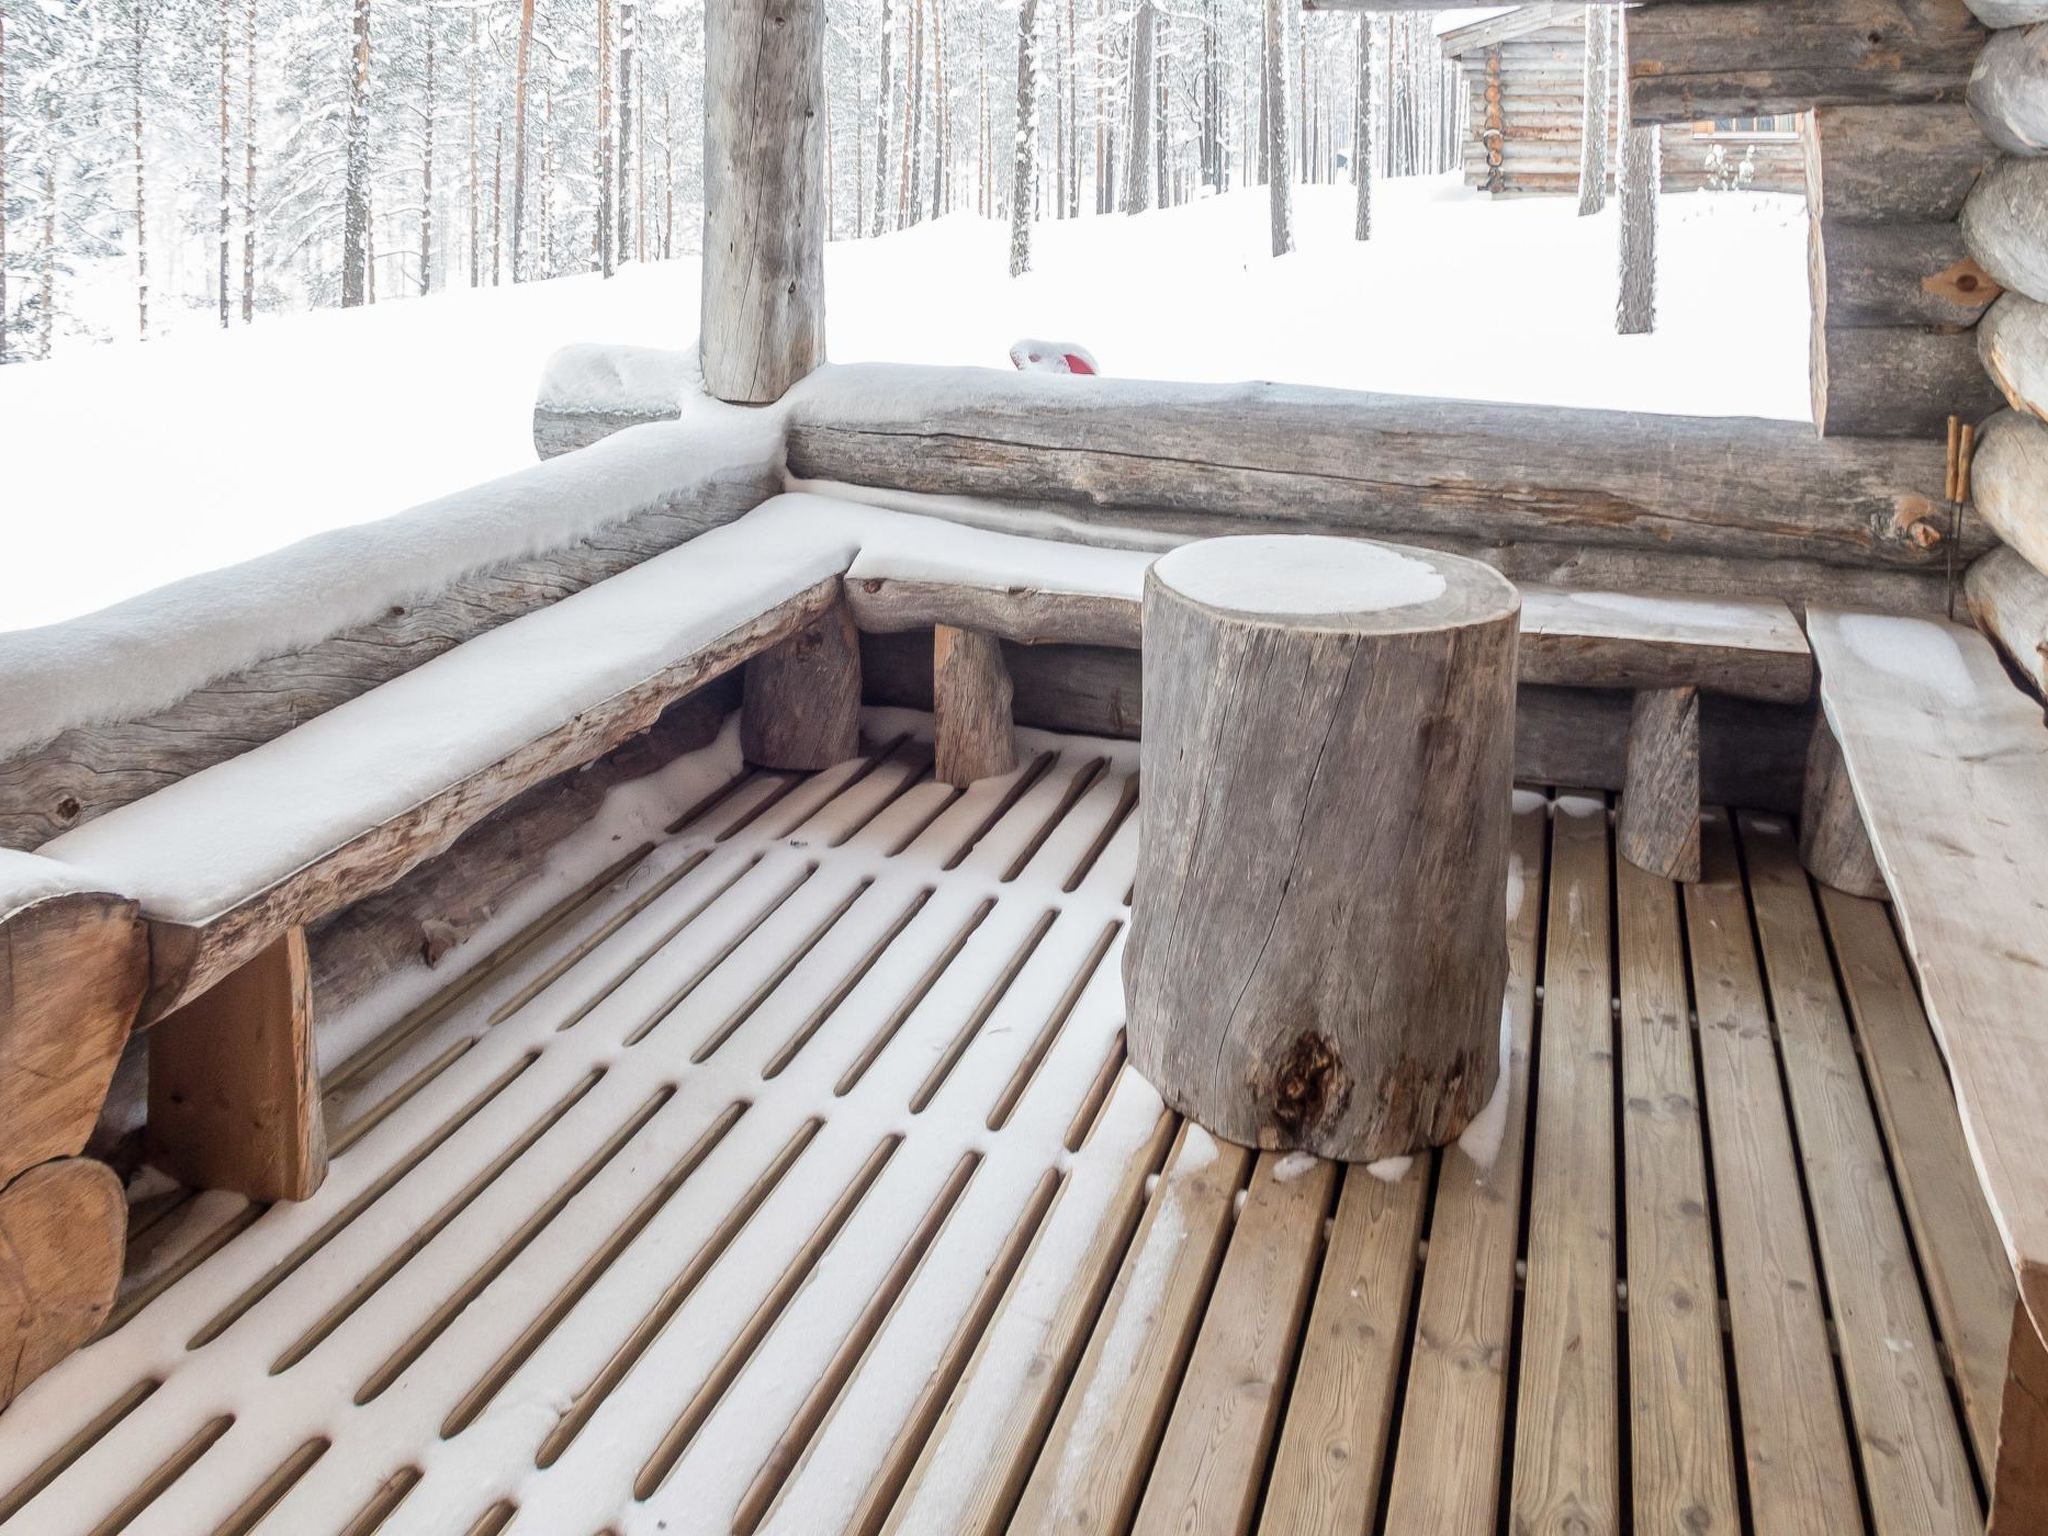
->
xmin=1008 ymin=339 xmax=1100 ymax=375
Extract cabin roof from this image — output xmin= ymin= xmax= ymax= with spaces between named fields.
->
xmin=1437 ymin=2 xmax=1583 ymax=55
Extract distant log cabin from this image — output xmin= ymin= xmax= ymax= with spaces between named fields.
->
xmin=1439 ymin=3 xmax=1806 ymax=198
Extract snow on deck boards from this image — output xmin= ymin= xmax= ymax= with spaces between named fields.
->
xmin=0 ymin=722 xmax=1994 ymax=1536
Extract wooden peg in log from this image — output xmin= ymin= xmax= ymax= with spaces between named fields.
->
xmin=0 ymin=1157 xmax=125 ymax=1411
xmin=1964 ymin=157 xmax=2048 ymax=304
xmin=740 ymin=599 xmax=863 ymax=771
xmin=1800 ymin=718 xmax=1887 ymax=899
xmin=1981 ymin=293 xmax=2048 ymax=420
xmin=1124 ymin=535 xmax=1520 ymax=1161
xmin=932 ymin=626 xmax=1018 ymax=787
xmin=1970 ymin=24 xmax=2048 ymax=157
xmin=1972 ymin=411 xmax=2048 ymax=582
xmin=1619 ymin=685 xmax=1702 ymax=883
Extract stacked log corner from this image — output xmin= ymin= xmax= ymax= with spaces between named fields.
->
xmin=0 ymin=889 xmax=147 ymax=1411
xmin=1124 ymin=542 xmax=1520 ymax=1163
xmin=700 ymin=0 xmax=825 ymax=404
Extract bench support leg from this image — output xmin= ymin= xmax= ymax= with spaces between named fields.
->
xmin=148 ymin=925 xmax=328 ymax=1203
xmin=1799 ymin=716 xmax=1887 ymax=899
xmin=740 ymin=600 xmax=862 ymax=771
xmin=1619 ymin=685 xmax=1701 ymax=883
xmin=1992 ymin=1299 xmax=2048 ymax=1533
xmin=933 ymin=625 xmax=1018 ymax=787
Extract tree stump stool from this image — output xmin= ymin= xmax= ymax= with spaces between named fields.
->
xmin=1124 ymin=535 xmax=1521 ymax=1162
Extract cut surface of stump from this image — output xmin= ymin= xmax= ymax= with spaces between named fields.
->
xmin=1124 ymin=535 xmax=1521 ymax=1162
xmin=0 ymin=1157 xmax=125 ymax=1411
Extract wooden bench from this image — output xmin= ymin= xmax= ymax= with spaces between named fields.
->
xmin=1802 ymin=607 xmax=2048 ymax=1535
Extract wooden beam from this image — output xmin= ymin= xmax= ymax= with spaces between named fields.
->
xmin=1619 ymin=686 xmax=1702 ymax=883
xmin=740 ymin=596 xmax=863 ymax=771
xmin=1811 ymin=218 xmax=2002 ymax=329
xmin=1 ymin=892 xmax=146 ymax=1190
xmin=148 ymin=926 xmax=327 ymax=1203
xmin=931 ymin=626 xmax=1018 ymax=787
xmin=1966 ymin=545 xmax=2048 ymax=699
xmin=1991 ymin=1303 xmax=2048 ymax=1534
xmin=1969 ymin=23 xmax=2048 ymax=157
xmin=846 ymin=575 xmax=1142 ymax=649
xmin=141 ymin=579 xmax=841 ymax=1022
xmin=786 ymin=367 xmax=1967 ymax=576
xmin=0 ymin=1157 xmax=125 ymax=1412
xmin=1964 ymin=156 xmax=2048 ymax=303
xmin=1981 ymin=293 xmax=2048 ymax=420
xmin=1812 ymin=326 xmax=2008 ymax=439
xmin=1628 ymin=0 xmax=1986 ymax=127
xmin=1799 ymin=717 xmax=1888 ymax=899
xmin=1803 ymin=104 xmax=1998 ymax=223
xmin=1972 ymin=411 xmax=2048 ymax=582
xmin=700 ymin=0 xmax=824 ymax=403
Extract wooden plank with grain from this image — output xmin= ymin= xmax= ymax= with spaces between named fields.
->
xmin=1684 ymin=811 xmax=1861 ymax=1535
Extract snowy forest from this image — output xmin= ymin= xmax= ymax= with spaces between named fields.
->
xmin=0 ymin=0 xmax=1465 ymax=361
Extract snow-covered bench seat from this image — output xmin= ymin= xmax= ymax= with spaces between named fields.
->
xmin=1801 ymin=608 xmax=2048 ymax=1533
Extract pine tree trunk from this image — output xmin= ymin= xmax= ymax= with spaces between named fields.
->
xmin=1355 ymin=13 xmax=1371 ymax=240
xmin=1577 ymin=4 xmax=1609 ymax=216
xmin=933 ymin=0 xmax=948 ymax=218
xmin=132 ymin=5 xmax=147 ymax=338
xmin=1064 ymin=0 xmax=1077 ymax=214
xmin=243 ymin=0 xmax=257 ymax=321
xmin=510 ymin=0 xmax=534 ymax=280
xmin=1052 ymin=0 xmax=1065 ymax=217
xmin=491 ymin=122 xmax=501 ymax=283
xmin=617 ymin=0 xmax=633 ymax=265
xmin=1126 ymin=0 xmax=1153 ymax=212
xmin=219 ymin=0 xmax=230 ymax=327
xmin=1009 ymin=0 xmax=1038 ymax=276
xmin=1156 ymin=15 xmax=1168 ymax=204
xmin=420 ymin=21 xmax=434 ymax=294
xmin=342 ymin=0 xmax=370 ymax=305
xmin=1615 ymin=21 xmax=1657 ymax=334
xmin=906 ymin=0 xmax=924 ymax=225
xmin=662 ymin=89 xmax=673 ymax=258
xmin=1265 ymin=0 xmax=1291 ymax=255
xmin=39 ymin=103 xmax=54 ymax=358
xmin=3 ymin=1 xmax=11 ymax=363
xmin=596 ymin=0 xmax=612 ymax=275
xmin=871 ymin=0 xmax=892 ymax=236
xmin=468 ymin=9 xmax=478 ymax=287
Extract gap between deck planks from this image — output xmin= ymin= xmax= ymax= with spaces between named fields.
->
xmin=0 ymin=727 xmax=2003 ymax=1536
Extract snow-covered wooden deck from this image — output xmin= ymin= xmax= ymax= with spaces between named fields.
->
xmin=0 ymin=722 xmax=2006 ymax=1536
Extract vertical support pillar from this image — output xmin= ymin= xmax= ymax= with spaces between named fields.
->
xmin=1618 ymin=684 xmax=1701 ymax=883
xmin=701 ymin=0 xmax=825 ymax=403
xmin=741 ymin=599 xmax=863 ymax=771
xmin=933 ymin=625 xmax=1018 ymax=786
xmin=1800 ymin=716 xmax=1886 ymax=899
xmin=148 ymin=924 xmax=328 ymax=1202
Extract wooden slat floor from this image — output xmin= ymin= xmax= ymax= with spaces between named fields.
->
xmin=0 ymin=718 xmax=2012 ymax=1536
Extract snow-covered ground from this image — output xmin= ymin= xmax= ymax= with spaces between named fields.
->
xmin=0 ymin=176 xmax=1809 ymax=632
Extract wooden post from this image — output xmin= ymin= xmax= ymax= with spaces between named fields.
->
xmin=1990 ymin=1299 xmax=2048 ymax=1534
xmin=0 ymin=1157 xmax=125 ymax=1411
xmin=932 ymin=625 xmax=1018 ymax=786
xmin=740 ymin=598 xmax=862 ymax=770
xmin=1799 ymin=717 xmax=1887 ymax=899
xmin=1618 ymin=684 xmax=1701 ymax=883
xmin=700 ymin=0 xmax=825 ymax=403
xmin=148 ymin=924 xmax=328 ymax=1202
xmin=1 ymin=889 xmax=146 ymax=1189
xmin=1124 ymin=535 xmax=1520 ymax=1161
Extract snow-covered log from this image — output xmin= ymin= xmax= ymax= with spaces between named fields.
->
xmin=784 ymin=366 xmax=1973 ymax=579
xmin=1965 ymin=544 xmax=2048 ymax=698
xmin=1980 ymin=293 xmax=2048 ymax=419
xmin=1803 ymin=104 xmax=1997 ymax=222
xmin=1812 ymin=219 xmax=2002 ymax=328
xmin=1962 ymin=156 xmax=2048 ymax=301
xmin=700 ymin=0 xmax=825 ymax=403
xmin=1969 ymin=24 xmax=2048 ymax=155
xmin=532 ymin=342 xmax=694 ymax=459
xmin=1970 ymin=410 xmax=2048 ymax=579
xmin=1812 ymin=325 xmax=2006 ymax=438
xmin=1627 ymin=1 xmax=1986 ymax=127
xmin=0 ymin=423 xmax=781 ymax=849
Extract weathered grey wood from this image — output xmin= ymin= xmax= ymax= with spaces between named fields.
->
xmin=1972 ymin=410 xmax=2048 ymax=580
xmin=1811 ymin=218 xmax=2002 ymax=328
xmin=1799 ymin=717 xmax=1888 ymax=899
xmin=858 ymin=630 xmax=1812 ymax=811
xmin=1963 ymin=156 xmax=2048 ymax=302
xmin=931 ymin=626 xmax=1017 ymax=786
xmin=531 ymin=342 xmax=693 ymax=459
xmin=1578 ymin=6 xmax=1611 ymax=215
xmin=1980 ymin=292 xmax=2048 ymax=419
xmin=1619 ymin=686 xmax=1701 ymax=882
xmin=1970 ymin=25 xmax=2048 ymax=156
xmin=308 ymin=678 xmax=737 ymax=1018
xmin=1803 ymin=104 xmax=1998 ymax=222
xmin=0 ymin=483 xmax=776 ymax=852
xmin=740 ymin=597 xmax=862 ymax=771
xmin=700 ymin=0 xmax=824 ymax=403
xmin=1966 ymin=544 xmax=2048 ymax=697
xmin=845 ymin=574 xmax=1142 ymax=648
xmin=1518 ymin=587 xmax=1812 ymax=702
xmin=1812 ymin=325 xmax=2008 ymax=438
xmin=141 ymin=580 xmax=840 ymax=1022
xmin=1615 ymin=13 xmax=1659 ymax=336
xmin=1125 ymin=538 xmax=1520 ymax=1160
xmin=786 ymin=367 xmax=1967 ymax=574
xmin=1627 ymin=0 xmax=1986 ymax=126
